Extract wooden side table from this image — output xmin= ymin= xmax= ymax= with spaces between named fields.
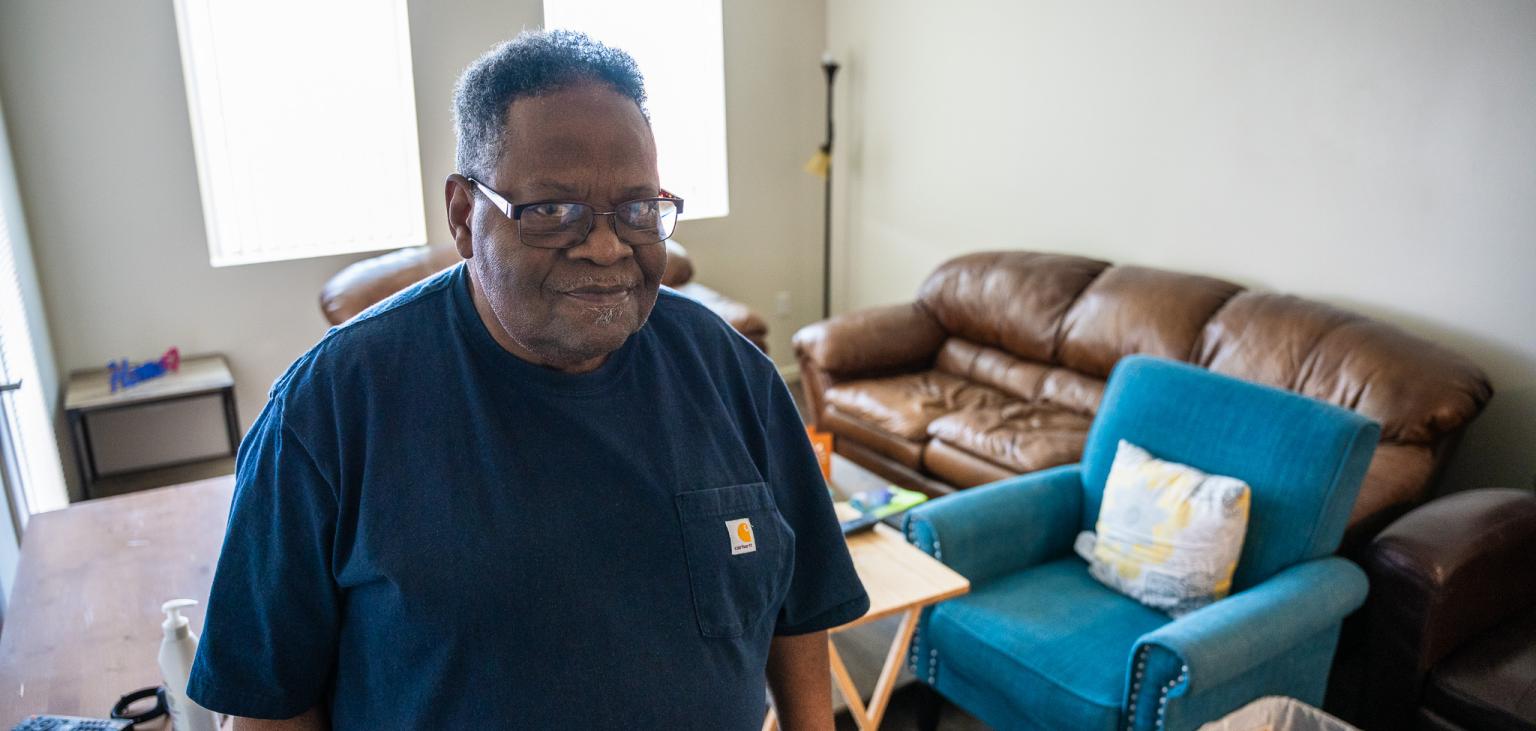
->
xmin=63 ymin=354 xmax=238 ymax=499
xmin=764 ymin=503 xmax=970 ymax=731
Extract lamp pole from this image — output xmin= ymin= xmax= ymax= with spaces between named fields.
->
xmin=820 ymin=52 xmax=839 ymax=320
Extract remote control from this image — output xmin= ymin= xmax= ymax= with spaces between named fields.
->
xmin=840 ymin=512 xmax=884 ymax=536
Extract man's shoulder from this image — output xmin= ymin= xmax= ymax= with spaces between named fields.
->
xmin=272 ymin=266 xmax=459 ymax=400
xmin=646 ymin=289 xmax=781 ymax=408
xmin=652 ymin=286 xmax=727 ymax=329
xmin=651 ymin=288 xmax=768 ymax=362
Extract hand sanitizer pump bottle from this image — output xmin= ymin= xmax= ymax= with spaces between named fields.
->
xmin=159 ymin=599 xmax=219 ymax=731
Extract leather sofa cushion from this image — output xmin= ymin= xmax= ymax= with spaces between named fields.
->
xmin=926 ymin=402 xmax=1091 ymax=474
xmin=1292 ymin=318 xmax=1492 ymax=445
xmin=1037 ymin=368 xmax=1105 ymax=416
xmin=934 ymin=338 xmax=1051 ymax=402
xmin=917 ymin=252 xmax=1109 ymax=363
xmin=922 ymin=439 xmax=1015 ymax=488
xmin=1057 ymin=266 xmax=1243 ymax=379
xmin=1197 ymin=292 xmax=1493 ymax=445
xmin=1425 ymin=610 xmax=1536 ymax=731
xmin=823 ymin=371 xmax=1010 ymax=442
xmin=822 ymin=405 xmax=925 ymax=470
xmin=934 ymin=339 xmax=1105 ymax=416
xmin=1348 ymin=442 xmax=1434 ymax=535
xmin=1194 ymin=291 xmax=1357 ymax=391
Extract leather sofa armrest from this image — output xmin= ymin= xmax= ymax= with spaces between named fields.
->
xmin=1364 ymin=488 xmax=1536 ymax=663
xmin=670 ymin=282 xmax=768 ymax=353
xmin=319 ymin=245 xmax=460 ymax=325
xmin=663 ymin=240 xmax=693 ymax=287
xmin=1359 ymin=487 xmax=1536 ymax=723
xmin=792 ymin=303 xmax=945 ymax=377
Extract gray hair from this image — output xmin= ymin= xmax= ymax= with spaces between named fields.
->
xmin=452 ymin=29 xmax=649 ymax=180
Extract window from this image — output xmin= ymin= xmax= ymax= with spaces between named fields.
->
xmin=0 ymin=101 xmax=68 ymax=526
xmin=172 ymin=0 xmax=427 ymax=267
xmin=543 ymin=0 xmax=730 ymax=220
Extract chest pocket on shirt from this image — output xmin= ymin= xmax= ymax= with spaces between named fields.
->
xmin=676 ymin=482 xmax=795 ymax=639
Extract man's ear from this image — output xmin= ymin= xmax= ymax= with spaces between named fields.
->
xmin=445 ymin=174 xmax=475 ymax=259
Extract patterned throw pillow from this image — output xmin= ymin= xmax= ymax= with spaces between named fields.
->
xmin=1074 ymin=440 xmax=1251 ymax=616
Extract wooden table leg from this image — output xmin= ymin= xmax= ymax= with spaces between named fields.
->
xmin=763 ymin=606 xmax=926 ymax=731
xmin=864 ymin=607 xmax=921 ymax=730
xmin=764 ymin=640 xmax=873 ymax=731
xmin=829 ymin=636 xmax=873 ymax=727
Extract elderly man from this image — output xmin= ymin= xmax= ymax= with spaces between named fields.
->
xmin=187 ymin=30 xmax=868 ymax=730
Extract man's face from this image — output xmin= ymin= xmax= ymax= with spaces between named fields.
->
xmin=451 ymin=82 xmax=665 ymax=372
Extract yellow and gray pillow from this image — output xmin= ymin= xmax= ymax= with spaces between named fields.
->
xmin=1074 ymin=440 xmax=1251 ymax=616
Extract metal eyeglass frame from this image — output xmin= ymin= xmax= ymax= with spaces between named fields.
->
xmin=464 ymin=175 xmax=684 ymax=249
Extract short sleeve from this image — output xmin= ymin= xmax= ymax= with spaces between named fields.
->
xmin=187 ymin=396 xmax=341 ymax=718
xmin=763 ymin=374 xmax=871 ymax=635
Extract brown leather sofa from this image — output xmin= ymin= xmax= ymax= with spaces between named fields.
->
xmin=319 ymin=240 xmax=769 ymax=352
xmin=1346 ymin=488 xmax=1536 ymax=730
xmin=793 ymin=251 xmax=1492 ymax=549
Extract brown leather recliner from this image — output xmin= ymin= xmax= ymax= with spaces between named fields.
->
xmin=1346 ymin=488 xmax=1536 ymax=730
xmin=793 ymin=251 xmax=1492 ymax=550
xmin=319 ymin=240 xmax=769 ymax=352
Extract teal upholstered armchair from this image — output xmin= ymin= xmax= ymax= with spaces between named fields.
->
xmin=902 ymin=355 xmax=1380 ymax=731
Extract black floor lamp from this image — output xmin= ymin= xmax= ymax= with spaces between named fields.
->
xmin=807 ymin=52 xmax=840 ymax=320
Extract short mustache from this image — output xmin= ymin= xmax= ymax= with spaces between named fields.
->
xmin=552 ymin=275 xmax=640 ymax=292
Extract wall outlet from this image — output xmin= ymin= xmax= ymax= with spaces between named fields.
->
xmin=775 ymin=291 xmax=793 ymax=318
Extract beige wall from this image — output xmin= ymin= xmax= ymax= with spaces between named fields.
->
xmin=827 ymin=1 xmax=1536 ymax=491
xmin=671 ymin=0 xmax=831 ymax=362
xmin=10 ymin=0 xmax=1524 ymax=496
xmin=0 ymin=0 xmax=828 ymax=497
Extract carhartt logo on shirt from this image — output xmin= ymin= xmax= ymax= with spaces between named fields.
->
xmin=726 ymin=518 xmax=756 ymax=555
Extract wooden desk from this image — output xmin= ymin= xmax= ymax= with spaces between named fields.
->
xmin=765 ymin=503 xmax=970 ymax=731
xmin=0 ymin=477 xmax=233 ymax=725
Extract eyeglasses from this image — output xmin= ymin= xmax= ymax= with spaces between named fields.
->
xmin=465 ymin=176 xmax=684 ymax=249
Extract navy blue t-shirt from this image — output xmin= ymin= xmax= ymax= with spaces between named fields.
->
xmin=187 ymin=263 xmax=869 ymax=729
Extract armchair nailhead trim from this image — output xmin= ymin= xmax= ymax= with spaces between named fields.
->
xmin=1126 ymin=647 xmax=1188 ymax=731
xmin=904 ymin=519 xmax=943 ymax=685
xmin=904 ymin=519 xmax=922 ymax=676
xmin=1153 ymin=668 xmax=1187 ymax=730
xmin=1127 ymin=646 xmax=1148 ymax=731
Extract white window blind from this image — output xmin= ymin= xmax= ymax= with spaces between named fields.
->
xmin=0 ymin=101 xmax=68 ymax=523
xmin=172 ymin=0 xmax=427 ymax=267
xmin=543 ymin=0 xmax=731 ymax=220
